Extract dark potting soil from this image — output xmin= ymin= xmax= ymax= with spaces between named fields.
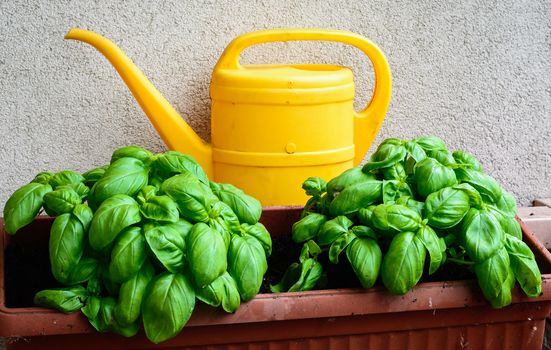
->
xmin=4 ymin=243 xmax=58 ymax=308
xmin=260 ymin=235 xmax=301 ymax=293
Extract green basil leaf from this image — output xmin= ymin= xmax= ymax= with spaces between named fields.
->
xmin=395 ymin=196 xmax=424 ymax=217
xmin=504 ymin=235 xmax=542 ymax=297
xmin=453 ymin=182 xmax=483 ymax=208
xmin=82 ymin=165 xmax=108 ymax=187
xmin=136 ymin=185 xmax=158 ymax=205
xmin=372 ymin=204 xmax=422 ymax=233
xmin=142 ymin=272 xmax=196 ymax=344
xmin=301 ymin=196 xmax=321 ymax=218
xmin=382 ymin=179 xmax=413 ymax=204
xmin=404 ymin=140 xmax=427 ymax=163
xmin=108 ymin=226 xmax=147 ymax=283
xmin=317 ymin=216 xmax=353 ymax=246
xmin=208 ymin=221 xmax=231 ymax=250
xmin=43 ymin=187 xmax=81 ymax=215
xmin=87 ymin=297 xmax=114 ymax=333
xmin=115 ymin=261 xmax=155 ymax=325
xmin=425 ymin=186 xmax=470 ymax=229
xmin=67 ymin=182 xmax=91 ymax=200
xmin=67 ymin=257 xmax=99 ymax=285
xmin=154 ymin=151 xmax=209 ymax=184
xmin=461 ymin=207 xmax=503 ymax=262
xmin=144 ymin=220 xmax=192 ymax=273
xmin=162 ymin=173 xmax=216 ymax=222
xmin=427 ymin=149 xmax=456 ymax=166
xmin=219 ymin=273 xmax=241 ymax=313
xmin=91 ymin=296 xmax=140 ymax=337
xmin=140 ymin=195 xmax=179 ymax=223
xmin=300 ymin=240 xmax=322 ymax=262
xmin=357 ymin=205 xmax=377 ymax=226
xmin=242 ymin=222 xmax=272 ymax=257
xmin=270 ymin=263 xmax=301 ymax=293
xmin=86 ymin=271 xmax=102 ymax=296
xmin=81 ymin=296 xmax=101 ymax=320
xmin=302 ymin=177 xmax=327 ymax=197
xmin=208 ymin=201 xmax=242 ymax=236
xmin=101 ymin=264 xmax=121 ymax=297
xmin=209 ymin=182 xmax=262 ymax=225
xmin=486 ymin=204 xmax=520 ymax=239
xmin=49 ymin=170 xmax=85 ymax=189
xmin=111 ymin=320 xmax=140 ymax=338
xmin=346 ymin=237 xmax=382 ymax=288
xmin=381 ymin=232 xmax=426 ymax=294
xmin=3 ymin=182 xmax=52 ymax=234
xmin=111 ymin=145 xmax=153 ymax=164
xmin=49 ymin=213 xmax=85 ymax=284
xmin=454 ymin=168 xmax=503 ymax=204
xmin=318 ymin=193 xmax=332 ymax=216
xmin=381 ymin=162 xmax=407 ymax=181
xmin=498 ymin=214 xmax=522 ymax=240
xmin=89 ymin=194 xmax=141 ymax=251
xmin=490 ymin=273 xmax=515 ymax=309
xmin=363 ymin=139 xmax=407 ymax=172
xmin=326 ymin=167 xmax=376 ymax=197
xmin=413 ymin=158 xmax=457 ymax=197
xmin=72 ymin=203 xmax=94 ymax=232
xmin=496 ymin=190 xmax=517 ymax=217
xmin=148 ymin=174 xmax=164 ymax=191
xmin=287 ymin=259 xmax=323 ymax=292
xmin=91 ymin=157 xmax=149 ymax=204
xmin=473 ymin=247 xmax=514 ymax=308
xmin=187 ymin=223 xmax=227 ymax=287
xmin=417 ymin=225 xmax=444 ymax=274
xmin=291 ymin=213 xmax=327 ymax=243
xmin=329 ymin=180 xmax=382 ymax=216
xmin=452 ymin=150 xmax=483 ymax=171
xmin=329 ymin=232 xmax=356 ymax=264
xmin=195 ymin=274 xmax=224 ymax=307
xmin=34 ymin=285 xmax=87 ymax=313
xmin=413 ymin=136 xmax=447 ymax=152
xmin=228 ymin=235 xmax=267 ymax=301
xmin=196 ymin=271 xmax=241 ymax=313
xmin=350 ymin=225 xmax=378 ymax=240
xmin=31 ymin=171 xmax=54 ymax=185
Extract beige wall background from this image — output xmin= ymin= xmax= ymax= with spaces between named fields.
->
xmin=0 ymin=1 xmax=550 ymax=207
xmin=0 ymin=0 xmax=550 ymax=347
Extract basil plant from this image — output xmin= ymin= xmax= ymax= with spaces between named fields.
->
xmin=273 ymin=136 xmax=541 ymax=309
xmin=3 ymin=145 xmax=270 ymax=344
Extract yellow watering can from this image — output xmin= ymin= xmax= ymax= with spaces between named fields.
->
xmin=65 ymin=28 xmax=391 ymax=206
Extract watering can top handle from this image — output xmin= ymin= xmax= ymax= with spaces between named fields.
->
xmin=215 ymin=29 xmax=392 ymax=165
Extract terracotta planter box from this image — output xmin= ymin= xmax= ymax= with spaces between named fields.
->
xmin=1 ymin=207 xmax=551 ymax=349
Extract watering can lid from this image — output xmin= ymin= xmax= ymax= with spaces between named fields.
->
xmin=211 ymin=63 xmax=354 ymax=90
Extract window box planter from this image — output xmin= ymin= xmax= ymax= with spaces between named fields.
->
xmin=1 ymin=207 xmax=551 ymax=349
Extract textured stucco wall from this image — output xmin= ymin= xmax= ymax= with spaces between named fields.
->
xmin=0 ymin=0 xmax=550 ymax=346
xmin=1 ymin=0 xmax=550 ymax=212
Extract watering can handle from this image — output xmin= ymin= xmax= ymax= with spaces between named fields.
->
xmin=215 ymin=29 xmax=392 ymax=165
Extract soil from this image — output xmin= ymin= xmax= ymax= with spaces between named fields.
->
xmin=4 ymin=243 xmax=58 ymax=308
xmin=260 ymin=235 xmax=301 ymax=292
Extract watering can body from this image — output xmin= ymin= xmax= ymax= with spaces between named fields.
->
xmin=65 ymin=29 xmax=391 ymax=206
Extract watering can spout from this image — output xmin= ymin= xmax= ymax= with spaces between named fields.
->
xmin=65 ymin=28 xmax=213 ymax=177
